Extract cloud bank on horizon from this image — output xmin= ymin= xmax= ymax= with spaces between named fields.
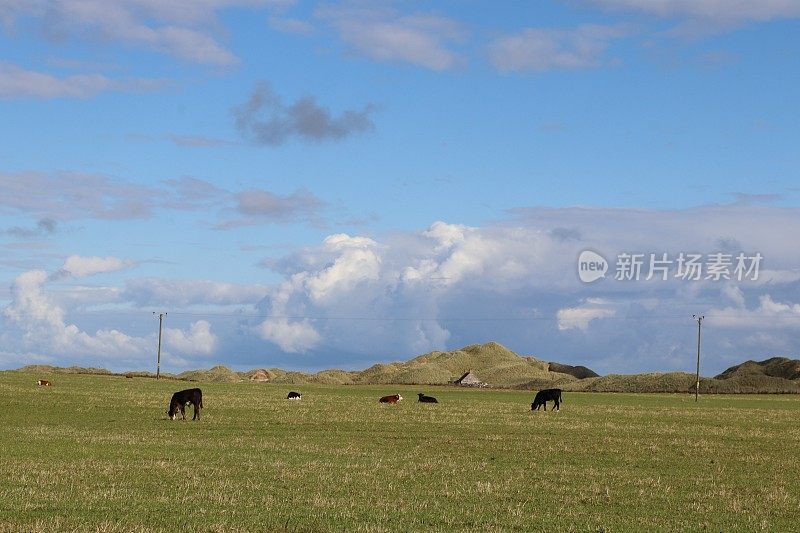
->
xmin=0 ymin=0 xmax=798 ymax=374
xmin=2 ymin=205 xmax=799 ymax=374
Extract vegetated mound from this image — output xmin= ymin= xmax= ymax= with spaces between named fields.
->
xmin=563 ymin=372 xmax=697 ymax=393
xmin=268 ymin=368 xmax=356 ymax=385
xmin=547 ymin=362 xmax=600 ymax=379
xmin=178 ymin=365 xmax=241 ymax=382
xmin=352 ymin=342 xmax=580 ymax=387
xmin=18 ymin=365 xmax=113 ymax=376
xmin=715 ymin=357 xmax=800 ymax=381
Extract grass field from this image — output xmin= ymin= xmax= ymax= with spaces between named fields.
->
xmin=1 ymin=372 xmax=799 ymax=532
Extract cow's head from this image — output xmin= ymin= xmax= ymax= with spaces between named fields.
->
xmin=397 ymin=395 xmax=403 ymax=401
xmin=167 ymin=408 xmax=176 ymax=420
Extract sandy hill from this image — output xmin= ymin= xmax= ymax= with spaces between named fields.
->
xmin=715 ymin=357 xmax=800 ymax=381
xmin=13 ymin=348 xmax=800 ymax=394
xmin=350 ymin=342 xmax=580 ymax=387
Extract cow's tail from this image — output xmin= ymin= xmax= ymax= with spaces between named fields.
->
xmin=200 ymin=395 xmax=204 ymax=409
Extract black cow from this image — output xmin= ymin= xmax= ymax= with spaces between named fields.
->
xmin=531 ymin=388 xmax=562 ymax=411
xmin=168 ymin=388 xmax=203 ymax=420
xmin=286 ymin=391 xmax=302 ymax=400
xmin=417 ymin=393 xmax=438 ymax=403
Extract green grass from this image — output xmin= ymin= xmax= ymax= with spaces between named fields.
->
xmin=1 ymin=372 xmax=799 ymax=532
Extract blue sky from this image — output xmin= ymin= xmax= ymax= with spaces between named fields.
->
xmin=1 ymin=0 xmax=799 ymax=375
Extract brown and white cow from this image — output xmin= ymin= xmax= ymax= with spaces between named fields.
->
xmin=379 ymin=394 xmax=403 ymax=404
xmin=36 ymin=380 xmax=52 ymax=386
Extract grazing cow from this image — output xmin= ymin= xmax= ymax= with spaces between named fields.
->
xmin=36 ymin=380 xmax=52 ymax=386
xmin=167 ymin=388 xmax=203 ymax=420
xmin=379 ymin=394 xmax=403 ymax=404
xmin=417 ymin=393 xmax=438 ymax=403
xmin=286 ymin=391 xmax=302 ymax=400
xmin=531 ymin=388 xmax=562 ymax=411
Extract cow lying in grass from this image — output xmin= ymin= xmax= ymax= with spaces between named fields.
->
xmin=379 ymin=394 xmax=403 ymax=404
xmin=36 ymin=380 xmax=52 ymax=386
xmin=531 ymin=388 xmax=562 ymax=411
xmin=286 ymin=391 xmax=302 ymax=400
xmin=168 ymin=388 xmax=203 ymax=420
xmin=417 ymin=393 xmax=438 ymax=403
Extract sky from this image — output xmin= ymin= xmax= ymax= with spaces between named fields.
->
xmin=1 ymin=0 xmax=799 ymax=375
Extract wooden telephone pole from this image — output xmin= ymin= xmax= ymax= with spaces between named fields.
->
xmin=692 ymin=314 xmax=704 ymax=402
xmin=154 ymin=312 xmax=167 ymax=380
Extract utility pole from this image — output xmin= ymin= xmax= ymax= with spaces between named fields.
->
xmin=154 ymin=312 xmax=167 ymax=380
xmin=692 ymin=314 xmax=704 ymax=402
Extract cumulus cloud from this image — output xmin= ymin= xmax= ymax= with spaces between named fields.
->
xmin=707 ymin=294 xmax=800 ymax=329
xmin=488 ymin=24 xmax=630 ymax=73
xmin=317 ymin=5 xmax=466 ymax=70
xmin=2 ymin=269 xmax=149 ymax=359
xmin=257 ymin=318 xmax=321 ymax=353
xmin=251 ymin=203 xmax=800 ymax=372
xmin=55 ymin=255 xmax=134 ymax=279
xmin=165 ymin=320 xmax=217 ymax=354
xmin=0 ymin=266 xmax=225 ymax=368
xmin=233 ymin=81 xmax=376 ymax=145
xmin=2 ymin=203 xmax=800 ymax=373
xmin=557 ymin=299 xmax=617 ymax=331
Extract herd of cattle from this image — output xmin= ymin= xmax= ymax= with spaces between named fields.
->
xmin=34 ymin=379 xmax=563 ymax=418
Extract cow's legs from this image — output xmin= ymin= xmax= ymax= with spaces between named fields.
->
xmin=193 ymin=402 xmax=200 ymax=420
xmin=179 ymin=404 xmax=186 ymax=420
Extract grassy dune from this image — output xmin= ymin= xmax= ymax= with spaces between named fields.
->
xmin=2 ymin=371 xmax=799 ymax=532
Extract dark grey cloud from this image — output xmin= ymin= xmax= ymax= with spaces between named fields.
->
xmin=217 ymin=188 xmax=326 ymax=229
xmin=233 ymin=81 xmax=377 ymax=145
xmin=0 ymin=170 xmax=334 ymax=228
xmin=4 ymin=218 xmax=58 ymax=239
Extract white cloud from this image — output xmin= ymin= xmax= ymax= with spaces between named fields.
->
xmin=2 ymin=269 xmax=148 ymax=357
xmin=58 ymin=255 xmax=133 ymax=278
xmin=707 ymin=295 xmax=800 ymax=329
xmin=586 ymin=0 xmax=800 ymax=25
xmin=0 ymin=62 xmax=165 ymax=99
xmin=257 ymin=318 xmax=320 ymax=353
xmin=317 ymin=6 xmax=465 ymax=70
xmin=0 ymin=266 xmax=225 ymax=367
xmin=557 ymin=299 xmax=617 ymax=331
xmin=2 ymin=203 xmax=800 ymax=373
xmin=124 ymin=278 xmax=268 ymax=307
xmin=165 ymin=320 xmax=217 ymax=354
xmin=488 ymin=24 xmax=629 ymax=73
xmin=0 ymin=0 xmax=293 ymax=66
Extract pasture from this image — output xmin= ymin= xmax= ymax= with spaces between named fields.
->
xmin=1 ymin=371 xmax=799 ymax=532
